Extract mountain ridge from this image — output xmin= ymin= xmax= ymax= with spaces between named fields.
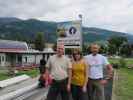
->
xmin=0 ymin=17 xmax=133 ymax=43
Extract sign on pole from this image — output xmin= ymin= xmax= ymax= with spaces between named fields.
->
xmin=57 ymin=20 xmax=82 ymax=49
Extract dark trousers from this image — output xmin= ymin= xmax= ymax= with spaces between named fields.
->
xmin=87 ymin=78 xmax=105 ymax=100
xmin=46 ymin=78 xmax=69 ymax=100
xmin=71 ymin=84 xmax=88 ymax=100
xmin=39 ymin=65 xmax=45 ymax=74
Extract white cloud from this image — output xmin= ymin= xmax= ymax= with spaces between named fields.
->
xmin=0 ymin=0 xmax=133 ymax=34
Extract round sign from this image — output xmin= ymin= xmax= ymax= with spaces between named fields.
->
xmin=69 ymin=26 xmax=77 ymax=35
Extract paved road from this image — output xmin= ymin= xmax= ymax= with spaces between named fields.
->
xmin=14 ymin=88 xmax=48 ymax=100
xmin=0 ymin=78 xmax=38 ymax=97
xmin=0 ymin=76 xmax=113 ymax=100
xmin=23 ymin=78 xmax=113 ymax=100
xmin=20 ymin=78 xmax=113 ymax=100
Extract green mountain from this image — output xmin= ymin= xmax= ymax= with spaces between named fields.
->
xmin=0 ymin=17 xmax=133 ymax=43
xmin=83 ymin=27 xmax=133 ymax=43
xmin=0 ymin=18 xmax=57 ymax=43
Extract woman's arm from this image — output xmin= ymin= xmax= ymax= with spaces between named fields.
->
xmin=81 ymin=59 xmax=89 ymax=92
xmin=67 ymin=60 xmax=72 ymax=92
xmin=83 ymin=59 xmax=89 ymax=87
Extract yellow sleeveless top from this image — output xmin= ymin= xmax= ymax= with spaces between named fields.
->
xmin=71 ymin=59 xmax=86 ymax=86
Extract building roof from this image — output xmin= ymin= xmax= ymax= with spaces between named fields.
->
xmin=0 ymin=40 xmax=28 ymax=52
xmin=0 ymin=40 xmax=55 ymax=54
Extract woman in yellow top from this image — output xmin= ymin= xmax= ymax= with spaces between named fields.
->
xmin=71 ymin=49 xmax=89 ymax=100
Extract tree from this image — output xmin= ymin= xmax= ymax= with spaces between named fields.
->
xmin=82 ymin=44 xmax=89 ymax=55
xmin=120 ymin=43 xmax=132 ymax=57
xmin=99 ymin=45 xmax=108 ymax=54
xmin=108 ymin=36 xmax=128 ymax=55
xmin=108 ymin=44 xmax=116 ymax=55
xmin=34 ymin=32 xmax=45 ymax=51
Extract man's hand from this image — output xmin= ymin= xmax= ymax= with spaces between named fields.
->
xmin=67 ymin=84 xmax=71 ymax=92
xmin=107 ymin=64 xmax=113 ymax=79
xmin=82 ymin=86 xmax=87 ymax=93
xmin=100 ymin=79 xmax=108 ymax=85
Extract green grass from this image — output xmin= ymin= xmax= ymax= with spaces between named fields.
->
xmin=0 ymin=71 xmax=12 ymax=81
xmin=15 ymin=69 xmax=39 ymax=78
xmin=109 ymin=58 xmax=133 ymax=67
xmin=125 ymin=58 xmax=133 ymax=65
xmin=114 ymin=68 xmax=133 ymax=100
xmin=109 ymin=58 xmax=120 ymax=64
xmin=0 ymin=68 xmax=39 ymax=81
xmin=106 ymin=58 xmax=133 ymax=100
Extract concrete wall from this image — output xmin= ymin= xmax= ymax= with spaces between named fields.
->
xmin=0 ymin=53 xmax=6 ymax=69
xmin=0 ymin=53 xmax=54 ymax=68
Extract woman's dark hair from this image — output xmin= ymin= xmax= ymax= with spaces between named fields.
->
xmin=72 ymin=49 xmax=82 ymax=61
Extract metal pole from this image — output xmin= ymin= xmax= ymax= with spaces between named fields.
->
xmin=78 ymin=14 xmax=83 ymax=51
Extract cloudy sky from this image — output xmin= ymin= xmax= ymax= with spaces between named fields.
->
xmin=0 ymin=0 xmax=133 ymax=34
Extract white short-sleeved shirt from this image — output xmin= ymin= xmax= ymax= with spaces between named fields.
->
xmin=85 ymin=54 xmax=109 ymax=79
xmin=46 ymin=55 xmax=72 ymax=80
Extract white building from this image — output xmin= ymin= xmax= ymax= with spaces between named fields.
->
xmin=0 ymin=40 xmax=54 ymax=69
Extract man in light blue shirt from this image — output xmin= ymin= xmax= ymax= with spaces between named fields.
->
xmin=85 ymin=43 xmax=113 ymax=100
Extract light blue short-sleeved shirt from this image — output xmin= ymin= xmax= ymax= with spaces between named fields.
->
xmin=85 ymin=54 xmax=109 ymax=79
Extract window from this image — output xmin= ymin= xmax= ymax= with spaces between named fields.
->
xmin=18 ymin=55 xmax=22 ymax=63
xmin=2 ymin=56 xmax=4 ymax=61
xmin=25 ymin=57 xmax=27 ymax=63
xmin=0 ymin=56 xmax=1 ymax=64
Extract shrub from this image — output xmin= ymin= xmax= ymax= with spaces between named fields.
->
xmin=118 ymin=58 xmax=127 ymax=68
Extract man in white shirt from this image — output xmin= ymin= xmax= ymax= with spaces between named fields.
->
xmin=45 ymin=44 xmax=72 ymax=100
xmin=85 ymin=43 xmax=113 ymax=100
